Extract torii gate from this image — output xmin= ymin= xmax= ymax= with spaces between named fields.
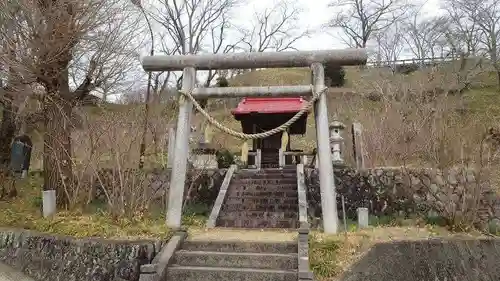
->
xmin=142 ymin=49 xmax=367 ymax=234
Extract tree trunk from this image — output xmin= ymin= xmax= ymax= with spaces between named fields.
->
xmin=0 ymin=92 xmax=18 ymax=199
xmin=42 ymin=94 xmax=73 ymax=208
xmin=0 ymin=93 xmax=17 ymax=167
xmin=496 ymin=70 xmax=500 ymax=92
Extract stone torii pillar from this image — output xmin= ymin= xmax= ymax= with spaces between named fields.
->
xmin=142 ymin=49 xmax=368 ymax=233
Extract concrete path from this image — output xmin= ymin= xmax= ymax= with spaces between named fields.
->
xmin=0 ymin=262 xmax=35 ymax=281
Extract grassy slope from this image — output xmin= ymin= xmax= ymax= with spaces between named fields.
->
xmin=27 ymin=64 xmax=499 ymax=168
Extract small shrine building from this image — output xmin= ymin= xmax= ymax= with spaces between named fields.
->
xmin=231 ymin=97 xmax=308 ymax=168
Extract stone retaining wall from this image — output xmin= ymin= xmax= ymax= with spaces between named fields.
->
xmin=305 ymin=167 xmax=500 ymax=227
xmin=90 ymin=168 xmax=226 ymax=204
xmin=0 ymin=228 xmax=166 ymax=281
xmin=339 ymin=238 xmax=500 ymax=281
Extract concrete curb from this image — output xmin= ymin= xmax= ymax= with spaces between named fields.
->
xmin=206 ymin=164 xmax=237 ymax=228
xmin=138 ymin=231 xmax=188 ymax=281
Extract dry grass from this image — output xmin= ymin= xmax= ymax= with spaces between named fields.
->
xmin=0 ymin=174 xmax=171 ymax=239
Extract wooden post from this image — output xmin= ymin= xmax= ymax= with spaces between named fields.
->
xmin=352 ymin=122 xmax=365 ymax=169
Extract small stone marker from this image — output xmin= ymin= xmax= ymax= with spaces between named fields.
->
xmin=42 ymin=190 xmax=56 ymax=218
xmin=357 ymin=207 xmax=369 ymax=229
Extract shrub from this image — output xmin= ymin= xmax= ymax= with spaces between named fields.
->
xmin=396 ymin=63 xmax=419 ymax=75
xmin=216 ymin=149 xmax=235 ymax=168
xmin=216 ymin=76 xmax=229 ymax=87
xmin=324 ymin=64 xmax=346 ymax=87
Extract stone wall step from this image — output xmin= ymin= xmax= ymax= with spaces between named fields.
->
xmin=232 ymin=176 xmax=297 ymax=183
xmin=219 ymin=211 xmax=298 ymax=220
xmin=166 ymin=265 xmax=297 ymax=281
xmin=221 ymin=204 xmax=298 ymax=212
xmin=228 ymin=190 xmax=298 ymax=198
xmin=229 ymin=184 xmax=298 ymax=192
xmin=238 ymin=169 xmax=296 ymax=174
xmin=180 ymin=241 xmax=298 ymax=254
xmin=225 ymin=196 xmax=298 ymax=205
xmin=173 ymin=251 xmax=298 ymax=270
xmin=216 ymin=218 xmax=299 ymax=229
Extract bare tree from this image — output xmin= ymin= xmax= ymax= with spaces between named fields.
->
xmin=402 ymin=9 xmax=447 ymax=63
xmin=441 ymin=1 xmax=481 ymax=58
xmin=153 ymin=0 xmax=239 ymax=55
xmin=203 ymin=14 xmax=240 ymax=87
xmin=374 ymin=21 xmax=404 ymax=72
xmin=0 ymin=5 xmax=35 ymax=191
xmin=151 ymin=0 xmax=239 ymax=111
xmin=0 ymin=0 xmax=142 ymax=206
xmin=239 ymin=0 xmax=310 ymax=53
xmin=326 ymin=0 xmax=410 ymax=48
xmin=446 ymin=0 xmax=500 ymax=89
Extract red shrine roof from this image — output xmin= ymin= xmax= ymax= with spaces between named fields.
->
xmin=231 ymin=97 xmax=307 ymax=115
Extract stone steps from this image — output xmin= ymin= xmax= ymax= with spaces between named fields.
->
xmin=224 ymin=196 xmax=298 ymax=205
xmin=215 ymin=168 xmax=299 ymax=229
xmin=222 ymin=204 xmax=298 ymax=212
xmin=228 ymin=190 xmax=298 ymax=198
xmin=166 ymin=265 xmax=297 ymax=281
xmin=180 ymin=241 xmax=297 ymax=253
xmin=216 ymin=218 xmax=299 ymax=228
xmin=229 ymin=184 xmax=297 ymax=191
xmin=231 ymin=178 xmax=297 ymax=184
xmin=173 ymin=250 xmax=298 ymax=269
xmin=220 ymin=211 xmax=298 ymax=220
xmin=165 ymin=241 xmax=298 ymax=281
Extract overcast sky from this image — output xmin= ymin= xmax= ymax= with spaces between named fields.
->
xmin=230 ymin=0 xmax=441 ymax=51
xmin=112 ymin=0 xmax=443 ymax=101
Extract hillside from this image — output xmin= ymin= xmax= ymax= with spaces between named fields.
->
xmin=26 ymin=63 xmax=500 ymax=170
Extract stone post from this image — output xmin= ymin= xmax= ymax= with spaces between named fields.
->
xmin=167 ymin=127 xmax=176 ymax=168
xmin=357 ymin=207 xmax=369 ymax=229
xmin=352 ymin=122 xmax=365 ymax=169
xmin=256 ymin=149 xmax=261 ymax=170
xmin=329 ymin=120 xmax=345 ymax=166
xmin=166 ymin=67 xmax=195 ymax=229
xmin=312 ymin=62 xmax=338 ymax=234
xmin=42 ymin=190 xmax=56 ymax=218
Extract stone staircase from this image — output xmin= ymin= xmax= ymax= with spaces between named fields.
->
xmin=166 ymin=240 xmax=298 ymax=281
xmin=216 ymin=168 xmax=299 ymax=229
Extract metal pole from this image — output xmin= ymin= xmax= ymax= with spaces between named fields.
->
xmin=312 ymin=62 xmax=338 ymax=234
xmin=166 ymin=67 xmax=195 ymax=229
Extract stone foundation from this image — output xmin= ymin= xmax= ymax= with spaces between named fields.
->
xmin=0 ymin=228 xmax=166 ymax=281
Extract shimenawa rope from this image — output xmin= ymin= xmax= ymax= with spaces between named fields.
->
xmin=179 ymin=86 xmax=328 ymax=140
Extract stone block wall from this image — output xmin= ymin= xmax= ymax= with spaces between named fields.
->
xmin=305 ymin=167 xmax=500 ymax=226
xmin=0 ymin=228 xmax=166 ymax=281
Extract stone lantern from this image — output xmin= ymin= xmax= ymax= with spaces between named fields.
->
xmin=329 ymin=120 xmax=345 ymax=166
